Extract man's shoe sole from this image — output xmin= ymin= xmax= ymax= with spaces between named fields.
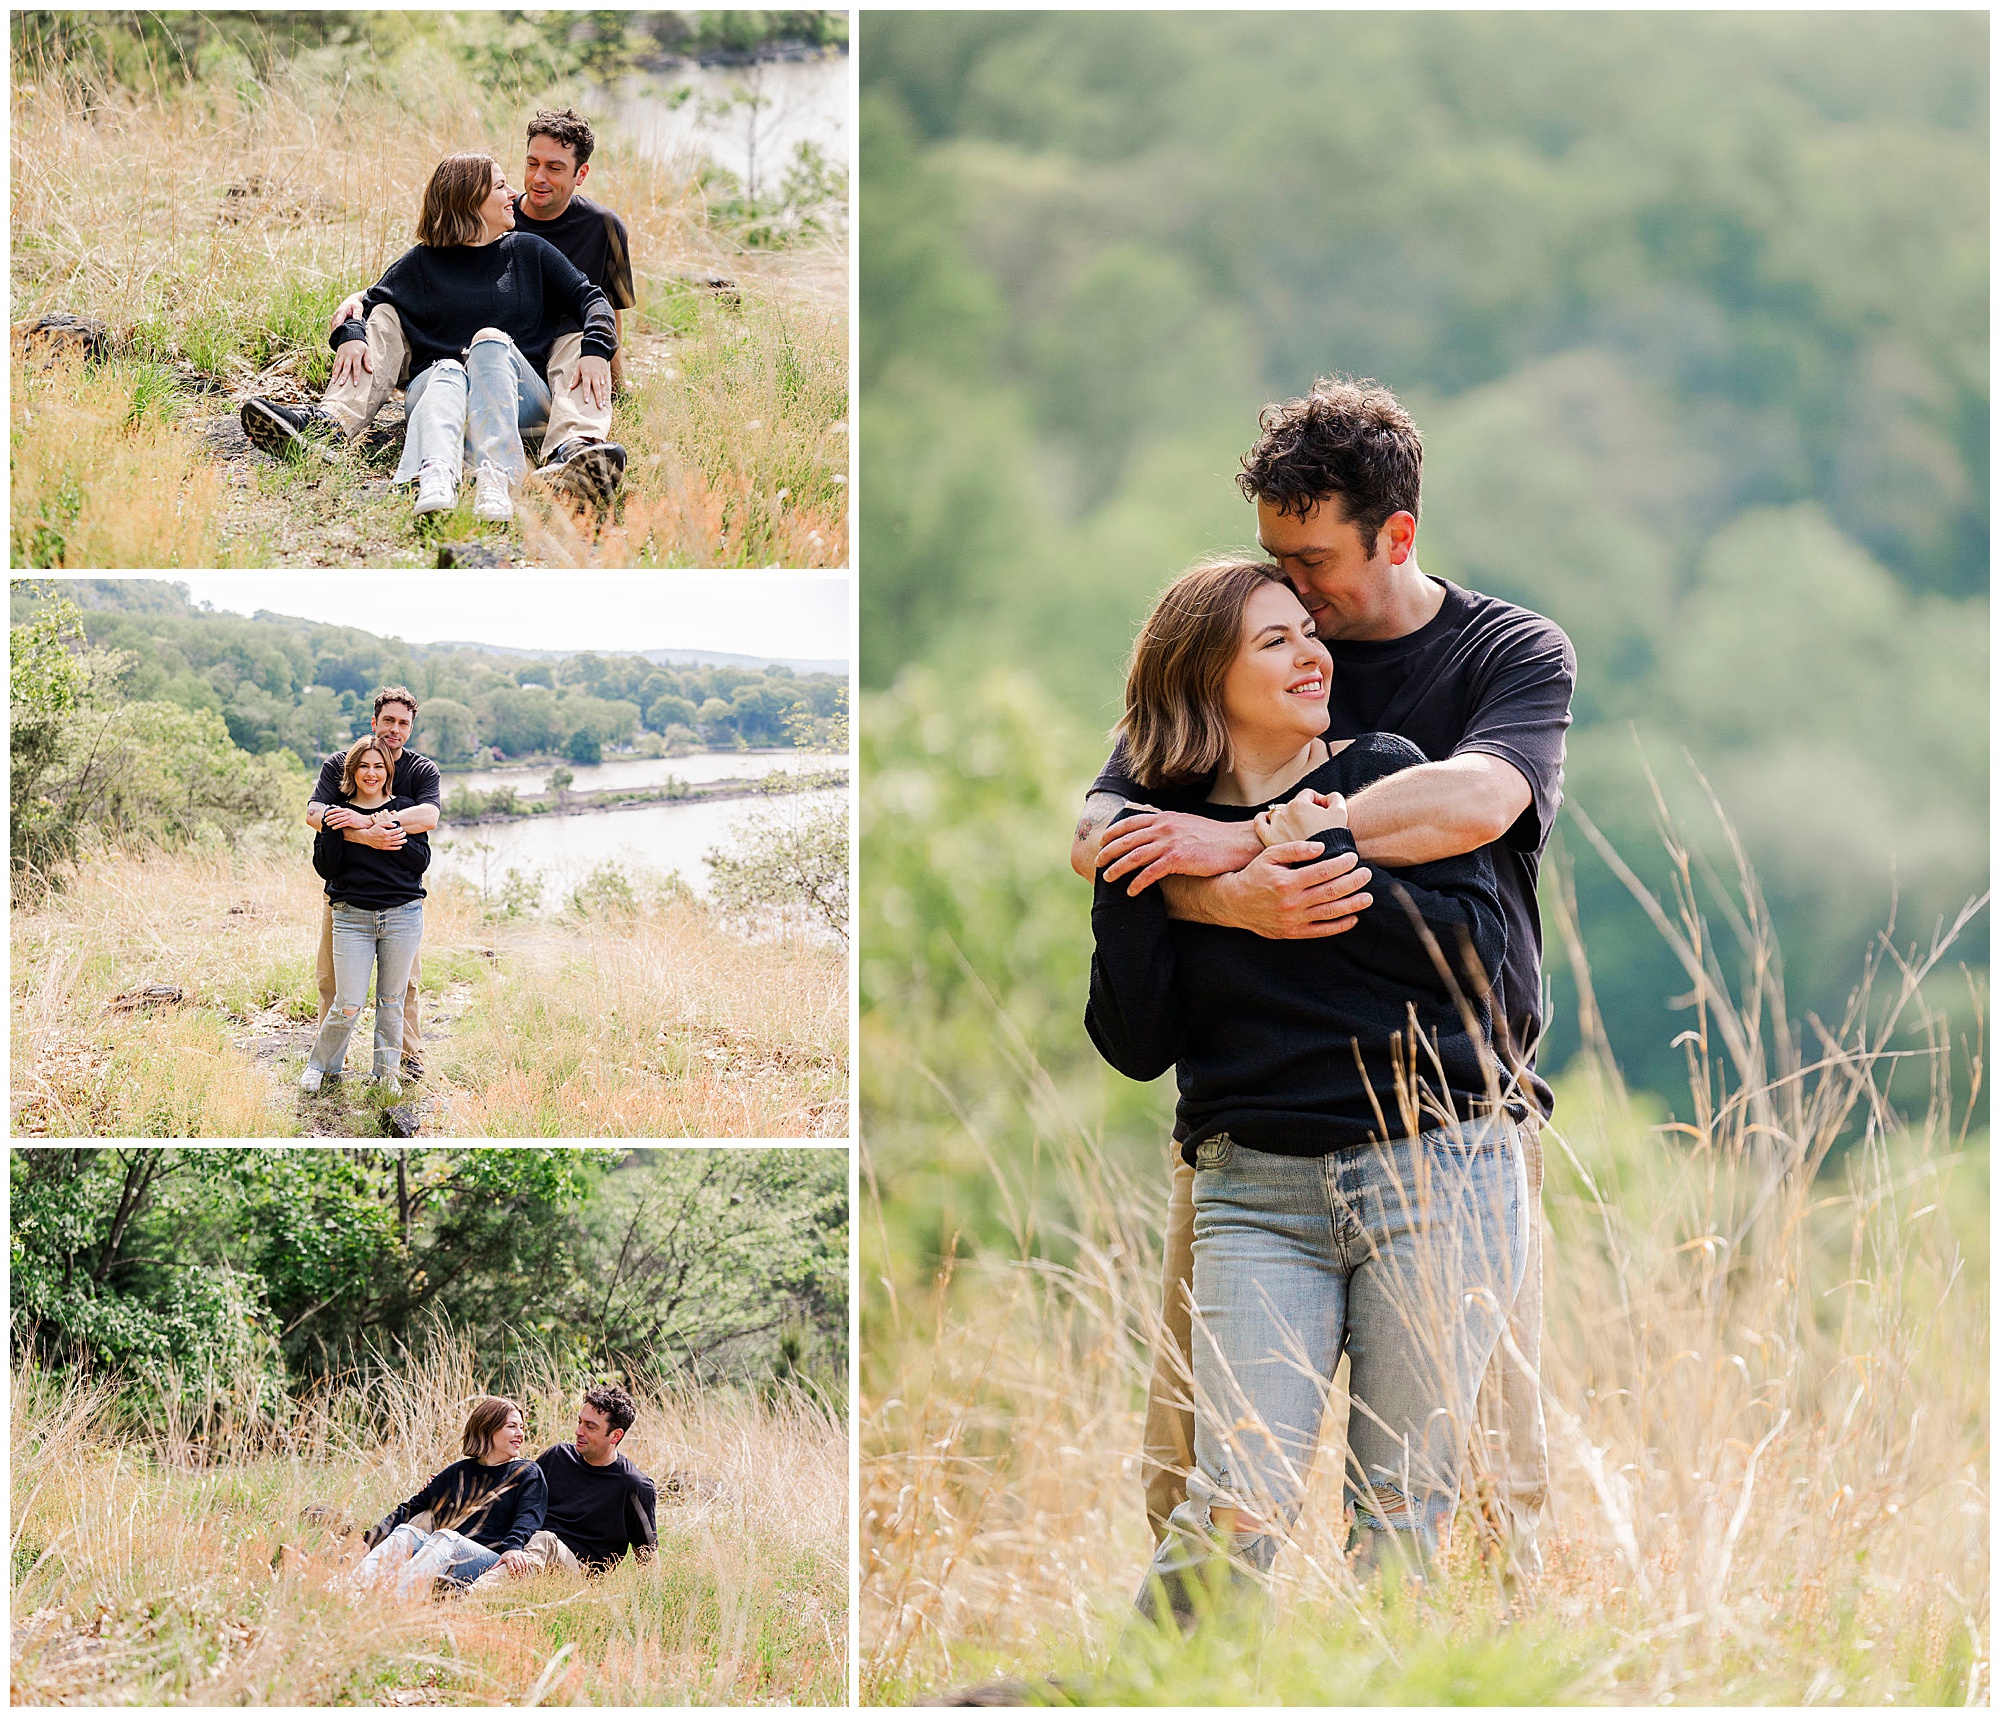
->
xmin=242 ymin=399 xmax=337 ymax=463
xmin=542 ymin=445 xmax=625 ymax=507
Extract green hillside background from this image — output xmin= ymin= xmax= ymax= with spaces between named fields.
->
xmin=859 ymin=12 xmax=1987 ymax=1206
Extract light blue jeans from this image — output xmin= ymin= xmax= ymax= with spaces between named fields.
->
xmin=306 ymin=899 xmax=424 ymax=1080
xmin=1144 ymin=1116 xmax=1529 ymax=1604
xmin=350 ymin=1523 xmax=500 ymax=1598
xmin=394 ymin=332 xmax=551 ymax=487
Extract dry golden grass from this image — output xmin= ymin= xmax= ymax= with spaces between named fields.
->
xmin=10 ymin=840 xmax=847 ymax=1139
xmin=861 ymin=869 xmax=1989 ymax=1702
xmin=12 ymin=1334 xmax=848 ymax=1704
xmin=11 ymin=34 xmax=848 ymax=569
xmin=442 ymin=902 xmax=849 ymax=1139
xmin=10 ymin=351 xmax=240 ymax=568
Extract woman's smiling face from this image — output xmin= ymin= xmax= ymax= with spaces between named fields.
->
xmin=356 ymin=751 xmax=389 ymax=796
xmin=1219 ymin=579 xmax=1332 ymax=745
xmin=478 ymin=163 xmax=516 ymax=240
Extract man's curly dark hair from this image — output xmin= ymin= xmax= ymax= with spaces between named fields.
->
xmin=583 ymin=1381 xmax=636 ymax=1436
xmin=1237 ymin=376 xmax=1424 ymax=556
xmin=527 ymin=107 xmax=596 ymax=168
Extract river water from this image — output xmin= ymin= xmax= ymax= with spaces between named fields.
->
xmin=609 ymin=54 xmax=849 ymax=185
xmin=440 ymin=749 xmax=821 ymax=797
xmin=430 ymin=787 xmax=844 ymax=909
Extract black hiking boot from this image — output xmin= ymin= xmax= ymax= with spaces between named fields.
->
xmin=242 ymin=397 xmax=345 ymax=461
xmin=534 ymin=438 xmax=626 ymax=506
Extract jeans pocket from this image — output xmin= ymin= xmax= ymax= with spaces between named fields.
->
xmin=1193 ymin=1133 xmax=1234 ymax=1171
xmin=1421 ymin=1114 xmax=1506 ymax=1157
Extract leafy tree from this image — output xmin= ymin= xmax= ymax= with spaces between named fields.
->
xmin=415 ymin=696 xmax=478 ymax=764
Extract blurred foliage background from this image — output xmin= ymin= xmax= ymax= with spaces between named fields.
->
xmin=11 ymin=1146 xmax=849 ymax=1416
xmin=859 ymin=13 xmax=1988 ymax=1284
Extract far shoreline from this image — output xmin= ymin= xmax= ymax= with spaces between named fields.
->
xmin=440 ymin=769 xmax=845 ymax=828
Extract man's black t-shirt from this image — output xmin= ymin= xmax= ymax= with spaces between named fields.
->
xmin=313 ymin=747 xmax=443 ymax=814
xmin=536 ymin=1444 xmax=658 ymax=1571
xmin=1091 ymin=577 xmax=1574 ymax=1113
xmin=513 ymin=193 xmax=637 ymax=338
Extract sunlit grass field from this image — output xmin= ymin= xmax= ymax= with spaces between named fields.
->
xmin=10 ymin=842 xmax=848 ymax=1139
xmin=11 ymin=1337 xmax=848 ymax=1704
xmin=10 ymin=31 xmax=847 ymax=569
xmin=861 ymin=870 xmax=1990 ymax=1703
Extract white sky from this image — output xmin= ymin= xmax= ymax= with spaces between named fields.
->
xmin=173 ymin=574 xmax=850 ymax=665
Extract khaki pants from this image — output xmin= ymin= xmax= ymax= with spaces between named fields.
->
xmin=540 ymin=329 xmax=615 ymax=452
xmin=466 ymin=1530 xmax=584 ymax=1592
xmin=1140 ymin=1124 xmax=1550 ymax=1575
xmin=321 ymin=307 xmax=612 ymax=457
xmin=321 ymin=304 xmax=411 ymax=439
xmin=317 ymin=897 xmax=421 ymax=1062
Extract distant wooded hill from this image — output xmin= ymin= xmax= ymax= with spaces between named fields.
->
xmin=11 ymin=581 xmax=847 ymax=768
xmin=859 ymin=11 xmax=1987 ymax=1107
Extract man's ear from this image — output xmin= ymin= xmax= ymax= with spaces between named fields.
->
xmin=1382 ymin=510 xmax=1418 ymax=567
xmin=575 ymin=161 xmax=590 ymax=187
xmin=607 ymin=1424 xmax=624 ymax=1445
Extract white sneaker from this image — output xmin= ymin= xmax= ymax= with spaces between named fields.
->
xmin=300 ymin=1066 xmax=323 ymax=1094
xmin=379 ymin=1076 xmax=403 ymax=1100
xmin=472 ymin=461 xmax=513 ymax=522
xmin=414 ymin=463 xmax=456 ymax=516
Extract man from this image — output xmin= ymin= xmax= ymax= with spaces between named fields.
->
xmin=304 ymin=686 xmax=442 ymax=1081
xmin=1071 ymin=376 xmax=1574 ymax=1585
xmin=472 ymin=1384 xmax=658 ymax=1586
xmin=241 ymin=107 xmax=637 ymax=505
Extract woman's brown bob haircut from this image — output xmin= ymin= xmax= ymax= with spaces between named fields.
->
xmin=1118 ymin=559 xmax=1294 ymax=791
xmin=339 ymin=737 xmax=395 ymax=799
xmin=417 ymin=153 xmax=502 ymax=248
xmin=461 ymin=1395 xmax=522 ymax=1460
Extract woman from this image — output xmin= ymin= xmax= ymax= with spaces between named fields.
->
xmin=301 ymin=737 xmax=429 ymax=1097
xmin=348 ymin=1396 xmax=547 ymax=1598
xmin=1085 ymin=559 xmax=1527 ymax=1613
xmin=330 ymin=152 xmax=616 ymax=524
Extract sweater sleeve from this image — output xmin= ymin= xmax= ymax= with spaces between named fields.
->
xmin=498 ymin=1462 xmax=547 ymax=1552
xmin=1318 ymin=824 xmax=1509 ymax=1002
xmin=1085 ymin=808 xmax=1185 ymax=1082
xmin=538 ymin=239 xmax=616 ymax=360
xmin=337 ymin=248 xmax=421 ymax=349
xmin=366 ymin=1465 xmax=452 ymax=1547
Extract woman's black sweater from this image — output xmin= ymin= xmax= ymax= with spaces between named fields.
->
xmin=332 ymin=231 xmax=616 ymax=384
xmin=365 ymin=1456 xmax=548 ymax=1552
xmin=1086 ymin=732 xmax=1508 ymax=1165
xmin=313 ymin=794 xmax=429 ymax=910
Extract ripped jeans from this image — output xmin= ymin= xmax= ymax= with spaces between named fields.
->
xmin=1144 ymin=1116 xmax=1528 ymax=1603
xmin=349 ymin=1522 xmax=499 ymax=1598
xmin=393 ymin=332 xmax=551 ymax=488
xmin=305 ymin=899 xmax=424 ymax=1081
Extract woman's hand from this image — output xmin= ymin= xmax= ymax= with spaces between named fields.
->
xmin=1254 ymin=789 xmax=1348 ymax=850
xmin=330 ymin=340 xmax=371 ymax=388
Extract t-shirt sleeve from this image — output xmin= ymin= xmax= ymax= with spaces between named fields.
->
xmin=312 ymin=755 xmax=343 ymax=803
xmin=1452 ymin=618 xmax=1575 ymax=855
xmin=603 ymin=211 xmax=636 ymax=310
xmin=1087 ymin=733 xmax=1146 ymax=804
xmin=404 ymin=756 xmax=444 ymax=809
xmin=628 ymin=1474 xmax=658 ymax=1556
